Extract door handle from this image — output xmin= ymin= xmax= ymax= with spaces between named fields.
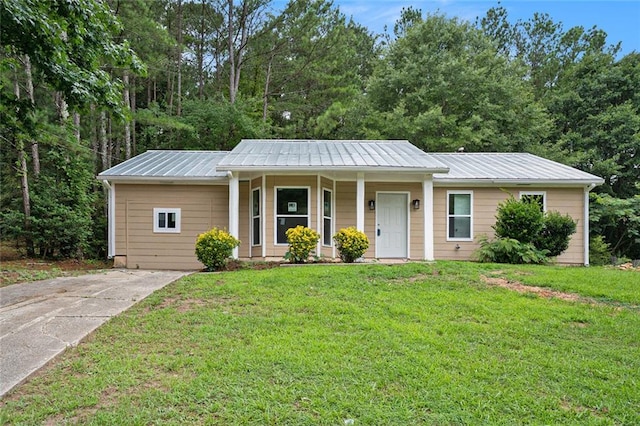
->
xmin=377 ymin=229 xmax=381 ymax=236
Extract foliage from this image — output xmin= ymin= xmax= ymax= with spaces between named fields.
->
xmin=0 ymin=139 xmax=95 ymax=259
xmin=589 ymin=235 xmax=612 ymax=266
xmin=285 ymin=225 xmax=320 ymax=263
xmin=493 ymin=196 xmax=544 ymax=244
xmin=333 ymin=226 xmax=369 ymax=263
xmin=533 ymin=211 xmax=577 ymax=257
xmin=476 ymin=236 xmax=549 ymax=264
xmin=0 ymin=0 xmax=145 ymax=113
xmin=2 ymin=263 xmax=639 ymax=424
xmin=195 ymin=228 xmax=240 ymax=271
xmin=590 ymin=192 xmax=640 ymax=259
xmin=367 ymin=13 xmax=551 ymax=152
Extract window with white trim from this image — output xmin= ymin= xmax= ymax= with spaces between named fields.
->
xmin=252 ymin=188 xmax=261 ymax=246
xmin=322 ymin=189 xmax=332 ymax=246
xmin=153 ymin=208 xmax=181 ymax=233
xmin=520 ymin=191 xmax=546 ymax=212
xmin=447 ymin=191 xmax=472 ymax=240
xmin=275 ymin=187 xmax=309 ymax=244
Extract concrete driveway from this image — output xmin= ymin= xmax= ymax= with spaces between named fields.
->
xmin=0 ymin=269 xmax=190 ymax=397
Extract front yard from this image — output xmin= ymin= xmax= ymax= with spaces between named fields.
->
xmin=1 ymin=262 xmax=638 ymax=424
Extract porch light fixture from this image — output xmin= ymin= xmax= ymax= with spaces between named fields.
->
xmin=369 ymin=200 xmax=375 ymax=210
xmin=412 ymin=199 xmax=420 ymax=210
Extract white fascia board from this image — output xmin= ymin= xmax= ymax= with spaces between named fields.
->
xmin=433 ymin=178 xmax=604 ymax=187
xmin=95 ymin=176 xmax=229 ymax=185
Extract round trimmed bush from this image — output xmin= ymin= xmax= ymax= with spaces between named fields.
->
xmin=333 ymin=227 xmax=369 ymax=263
xmin=195 ymin=228 xmax=240 ymax=271
xmin=285 ymin=225 xmax=320 ymax=263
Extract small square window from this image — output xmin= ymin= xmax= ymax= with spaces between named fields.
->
xmin=153 ymin=208 xmax=181 ymax=233
xmin=520 ymin=191 xmax=546 ymax=212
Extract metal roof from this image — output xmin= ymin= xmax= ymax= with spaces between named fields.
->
xmin=97 ymin=146 xmax=604 ymax=187
xmin=215 ymin=139 xmax=450 ymax=172
xmin=97 ymin=150 xmax=230 ymax=181
xmin=431 ymin=153 xmax=604 ymax=185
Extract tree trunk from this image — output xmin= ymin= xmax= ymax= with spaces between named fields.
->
xmin=54 ymin=91 xmax=69 ymax=122
xmin=123 ymin=71 xmax=131 ymax=159
xmin=198 ymin=0 xmax=206 ymax=99
xmin=107 ymin=114 xmax=113 ymax=168
xmin=131 ymin=76 xmax=137 ymax=156
xmin=90 ymin=103 xmax=99 ymax=171
xmin=23 ymin=55 xmax=40 ymax=177
xmin=263 ymin=56 xmax=273 ymax=121
xmin=13 ymin=74 xmax=34 ymax=255
xmin=176 ymin=0 xmax=183 ymax=116
xmin=100 ymin=110 xmax=108 ymax=172
xmin=228 ymin=0 xmax=236 ymax=103
xmin=73 ymin=112 xmax=81 ymax=144
xmin=17 ymin=148 xmax=34 ymax=256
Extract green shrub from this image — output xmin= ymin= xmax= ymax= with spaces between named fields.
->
xmin=333 ymin=227 xmax=369 ymax=263
xmin=494 ymin=196 xmax=544 ymax=244
xmin=589 ymin=235 xmax=611 ymax=266
xmin=285 ymin=226 xmax=320 ymax=263
xmin=195 ymin=228 xmax=240 ymax=271
xmin=534 ymin=211 xmax=577 ymax=257
xmin=476 ymin=236 xmax=549 ymax=264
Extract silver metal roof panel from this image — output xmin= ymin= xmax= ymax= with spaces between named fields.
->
xmin=98 ymin=150 xmax=229 ymax=180
xmin=216 ymin=139 xmax=450 ymax=172
xmin=431 ymin=153 xmax=604 ymax=184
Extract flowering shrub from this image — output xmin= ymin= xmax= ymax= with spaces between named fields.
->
xmin=195 ymin=228 xmax=240 ymax=271
xmin=333 ymin=227 xmax=369 ymax=263
xmin=285 ymin=225 xmax=320 ymax=263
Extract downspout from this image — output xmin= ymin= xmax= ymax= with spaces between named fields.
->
xmin=101 ymin=180 xmax=115 ymax=258
xmin=584 ymin=183 xmax=596 ymax=266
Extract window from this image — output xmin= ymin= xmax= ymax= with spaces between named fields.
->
xmin=447 ymin=191 xmax=472 ymax=240
xmin=520 ymin=191 xmax=546 ymax=212
xmin=275 ymin=187 xmax=309 ymax=244
xmin=252 ymin=188 xmax=261 ymax=246
xmin=322 ymin=189 xmax=332 ymax=246
xmin=153 ymin=208 xmax=181 ymax=233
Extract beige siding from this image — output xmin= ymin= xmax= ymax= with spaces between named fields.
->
xmin=115 ymin=184 xmax=228 ymax=269
xmin=433 ymin=187 xmax=585 ymax=264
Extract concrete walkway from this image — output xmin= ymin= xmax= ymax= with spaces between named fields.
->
xmin=0 ymin=269 xmax=190 ymax=397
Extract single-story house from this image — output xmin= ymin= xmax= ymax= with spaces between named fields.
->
xmin=97 ymin=139 xmax=604 ymax=269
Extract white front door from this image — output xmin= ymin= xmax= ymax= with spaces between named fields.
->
xmin=376 ymin=193 xmax=408 ymax=258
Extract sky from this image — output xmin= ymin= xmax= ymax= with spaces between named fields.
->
xmin=330 ymin=0 xmax=640 ymax=57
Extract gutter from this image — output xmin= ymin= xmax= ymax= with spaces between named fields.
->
xmin=101 ymin=180 xmax=116 ymax=259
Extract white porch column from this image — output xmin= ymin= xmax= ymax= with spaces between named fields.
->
xmin=228 ymin=172 xmax=240 ymax=258
xmin=356 ymin=172 xmax=365 ymax=232
xmin=102 ymin=180 xmax=116 ymax=258
xmin=262 ymin=174 xmax=267 ymax=258
xmin=423 ymin=176 xmax=434 ymax=261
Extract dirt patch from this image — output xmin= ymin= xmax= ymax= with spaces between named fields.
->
xmin=481 ymin=275 xmax=586 ymax=303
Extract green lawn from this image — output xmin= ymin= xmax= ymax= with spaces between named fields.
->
xmin=2 ymin=262 xmax=639 ymax=425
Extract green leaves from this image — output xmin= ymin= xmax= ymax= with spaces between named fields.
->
xmin=1 ymin=0 xmax=145 ymax=113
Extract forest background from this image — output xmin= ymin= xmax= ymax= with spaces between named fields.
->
xmin=1 ymin=0 xmax=638 ymax=261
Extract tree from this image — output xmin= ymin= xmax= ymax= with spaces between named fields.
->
xmin=367 ymin=13 xmax=550 ymax=153
xmin=1 ymin=0 xmax=144 ymax=257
